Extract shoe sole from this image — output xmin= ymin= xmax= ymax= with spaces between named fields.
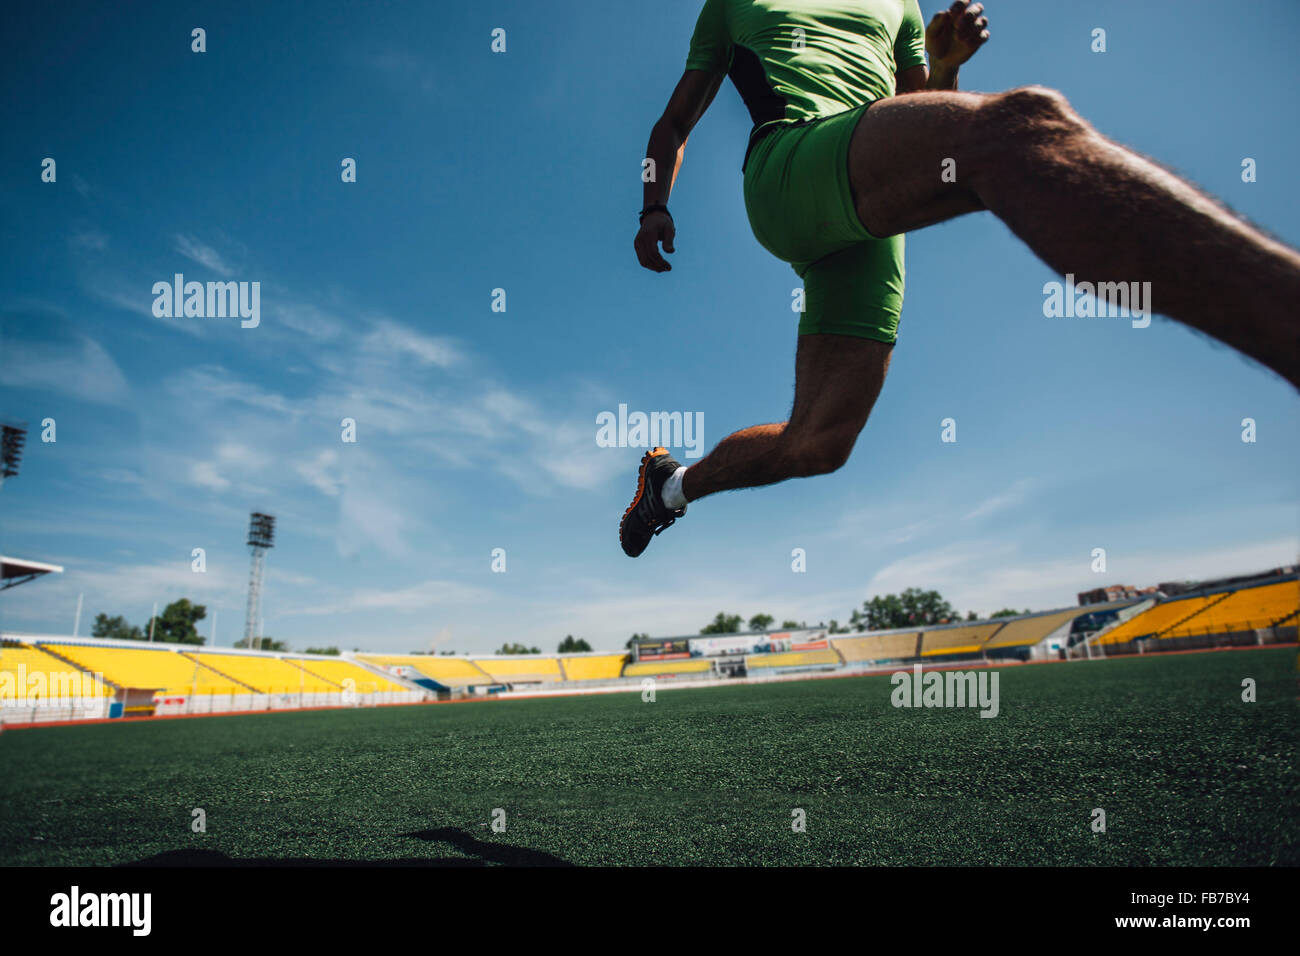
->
xmin=619 ymin=447 xmax=669 ymax=556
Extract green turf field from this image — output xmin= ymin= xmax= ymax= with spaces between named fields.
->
xmin=1 ymin=646 xmax=1296 ymax=866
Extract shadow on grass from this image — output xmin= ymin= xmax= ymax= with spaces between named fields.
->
xmin=122 ymin=827 xmax=573 ymax=867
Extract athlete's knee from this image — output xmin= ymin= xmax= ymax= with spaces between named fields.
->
xmin=782 ymin=423 xmax=859 ymax=477
xmin=974 ymin=85 xmax=1088 ymax=148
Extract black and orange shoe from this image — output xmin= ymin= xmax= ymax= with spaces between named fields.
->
xmin=619 ymin=447 xmax=685 ymax=557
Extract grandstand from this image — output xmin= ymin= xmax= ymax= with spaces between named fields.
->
xmin=1093 ymin=574 xmax=1298 ymax=650
xmin=356 ymin=654 xmax=491 ymax=689
xmin=822 ymin=600 xmax=1141 ymax=668
xmin=0 ymin=638 xmax=425 ymax=724
xmin=42 ymin=641 xmax=245 ymax=696
xmin=1095 ymin=593 xmax=1224 ymax=645
xmin=288 ymin=657 xmax=407 ymax=693
xmin=359 ymin=651 xmax=632 ymax=690
xmin=919 ymin=621 xmax=1004 ymax=657
xmin=984 ymin=607 xmax=1104 ymax=650
xmin=834 ymin=631 xmax=922 ymax=664
xmin=1163 ymin=579 xmax=1298 ymax=638
xmin=2 ymin=573 xmax=1293 ymax=726
xmin=559 ymin=653 xmax=628 ymax=681
xmin=471 ymin=656 xmax=563 ymax=684
xmin=746 ymin=647 xmax=841 ymax=671
xmin=1 ymin=641 xmax=111 ymax=700
xmin=623 ymin=658 xmax=713 ymax=678
xmin=187 ymin=651 xmax=337 ymax=694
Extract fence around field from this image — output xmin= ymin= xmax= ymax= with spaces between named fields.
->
xmin=0 ymin=688 xmax=428 ymax=726
xmin=1091 ymin=619 xmax=1296 ymax=657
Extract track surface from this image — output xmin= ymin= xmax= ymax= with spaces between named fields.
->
xmin=2 ymin=646 xmax=1295 ymax=865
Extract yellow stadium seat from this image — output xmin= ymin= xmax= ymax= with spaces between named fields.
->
xmin=472 ymin=657 xmax=562 ymax=682
xmin=1 ymin=643 xmax=111 ymax=699
xmin=984 ymin=608 xmax=1097 ymax=649
xmin=1095 ymin=595 xmax=1224 ymax=645
xmin=187 ymin=652 xmax=339 ymax=694
xmin=747 ymin=648 xmax=841 ymax=669
xmin=288 ymin=657 xmax=407 ymax=693
xmin=920 ymin=622 xmax=1003 ymax=656
xmin=623 ymin=658 xmax=713 ymax=677
xmin=832 ymin=632 xmax=921 ymax=663
xmin=356 ymin=654 xmax=492 ymax=687
xmin=42 ymin=643 xmax=246 ymax=696
xmin=560 ymin=654 xmax=628 ymax=680
xmin=1163 ymin=580 xmax=1300 ymax=638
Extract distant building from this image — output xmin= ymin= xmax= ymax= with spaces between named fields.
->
xmin=1078 ymin=584 xmax=1143 ymax=606
xmin=1081 ymin=567 xmax=1294 ymax=606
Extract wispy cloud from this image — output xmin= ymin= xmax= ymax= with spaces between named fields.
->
xmin=279 ymin=578 xmax=493 ymax=617
xmin=0 ymin=335 xmax=129 ymax=405
xmin=361 ymin=318 xmax=461 ymax=368
xmin=296 ymin=449 xmax=343 ymax=497
xmin=185 ymin=443 xmax=275 ymax=494
xmin=68 ymin=228 xmax=108 ymax=252
xmin=269 ymin=300 xmax=348 ymax=342
xmin=84 ymin=275 xmax=205 ymax=334
xmin=167 ymin=366 xmax=299 ymax=416
xmin=173 ymin=234 xmax=235 ymax=276
xmin=63 ymin=559 xmax=240 ymax=613
xmin=963 ymin=478 xmax=1035 ymax=521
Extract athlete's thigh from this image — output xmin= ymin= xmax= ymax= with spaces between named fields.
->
xmin=789 ymin=332 xmax=893 ymax=438
xmin=847 ymin=90 xmax=990 ymax=238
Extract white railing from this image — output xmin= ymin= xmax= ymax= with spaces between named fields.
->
xmin=0 ymin=689 xmax=428 ymax=726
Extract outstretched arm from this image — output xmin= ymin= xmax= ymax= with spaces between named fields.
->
xmin=634 ymin=69 xmax=724 ymax=273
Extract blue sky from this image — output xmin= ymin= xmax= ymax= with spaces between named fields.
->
xmin=1 ymin=0 xmax=1296 ymax=654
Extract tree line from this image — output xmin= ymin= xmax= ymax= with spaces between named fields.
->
xmin=91 ymin=598 xmax=344 ymax=654
xmin=692 ymin=589 xmax=1032 ymax=637
xmin=91 ymin=588 xmax=1033 ymax=659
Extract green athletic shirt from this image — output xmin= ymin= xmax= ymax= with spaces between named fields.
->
xmin=685 ymin=0 xmax=927 ymax=128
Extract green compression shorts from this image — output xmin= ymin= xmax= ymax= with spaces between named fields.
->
xmin=742 ymin=103 xmax=905 ymax=344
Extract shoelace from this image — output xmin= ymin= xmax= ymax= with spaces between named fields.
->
xmin=650 ymin=517 xmax=676 ymax=537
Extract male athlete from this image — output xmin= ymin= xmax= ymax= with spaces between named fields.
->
xmin=620 ymin=0 xmax=1300 ymax=558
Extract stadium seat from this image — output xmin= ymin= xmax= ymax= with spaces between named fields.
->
xmin=1162 ymin=580 xmax=1300 ymax=638
xmin=746 ymin=648 xmax=841 ymax=669
xmin=288 ymin=657 xmax=407 ymax=693
xmin=471 ymin=657 xmax=563 ymax=683
xmin=186 ymin=652 xmax=339 ymax=694
xmin=920 ymin=622 xmax=1004 ymax=656
xmin=984 ymin=608 xmax=1099 ymax=649
xmin=41 ymin=642 xmax=246 ymax=696
xmin=832 ymin=632 xmax=921 ymax=663
xmin=559 ymin=654 xmax=629 ymax=681
xmin=1095 ymin=594 xmax=1222 ymax=645
xmin=356 ymin=654 xmax=493 ymax=688
xmin=1 ymin=642 xmax=111 ymax=699
xmin=623 ymin=658 xmax=713 ymax=677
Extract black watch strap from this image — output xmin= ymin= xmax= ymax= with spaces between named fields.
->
xmin=639 ymin=202 xmax=671 ymax=223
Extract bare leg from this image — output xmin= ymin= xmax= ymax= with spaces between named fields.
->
xmin=682 ymin=334 xmax=892 ymax=501
xmin=848 ymin=87 xmax=1300 ymax=387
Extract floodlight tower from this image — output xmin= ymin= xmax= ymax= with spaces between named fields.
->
xmin=243 ymin=512 xmax=275 ymax=651
xmin=0 ymin=423 xmax=27 ymax=490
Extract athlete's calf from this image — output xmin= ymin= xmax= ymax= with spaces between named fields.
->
xmin=681 ymin=334 xmax=892 ymax=501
